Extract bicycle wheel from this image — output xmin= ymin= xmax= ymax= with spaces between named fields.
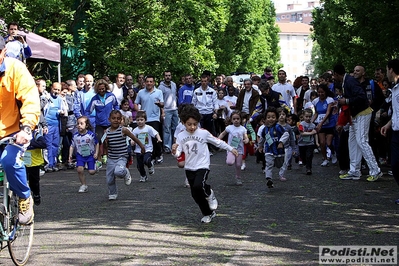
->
xmin=7 ymin=193 xmax=34 ymax=266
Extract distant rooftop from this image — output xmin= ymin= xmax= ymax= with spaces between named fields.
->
xmin=277 ymin=22 xmax=312 ymax=34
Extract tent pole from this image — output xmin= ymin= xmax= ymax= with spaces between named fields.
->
xmin=58 ymin=63 xmax=61 ymax=82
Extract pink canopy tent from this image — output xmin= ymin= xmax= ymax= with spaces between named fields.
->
xmin=19 ymin=30 xmax=61 ymax=81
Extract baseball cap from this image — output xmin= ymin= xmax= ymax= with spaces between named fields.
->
xmin=0 ymin=38 xmax=5 ymax=50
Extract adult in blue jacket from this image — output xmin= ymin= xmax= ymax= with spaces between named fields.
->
xmin=85 ymin=79 xmax=119 ymax=162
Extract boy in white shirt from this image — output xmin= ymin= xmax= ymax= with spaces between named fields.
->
xmin=172 ymin=105 xmax=238 ymax=223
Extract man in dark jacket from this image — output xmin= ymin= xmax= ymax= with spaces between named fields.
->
xmin=334 ymin=64 xmax=381 ymax=182
xmin=258 ymin=80 xmax=290 ymax=112
xmin=235 ymin=79 xmax=260 ymax=122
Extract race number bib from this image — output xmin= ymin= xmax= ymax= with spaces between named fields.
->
xmin=81 ymin=144 xmax=91 ymax=157
xmin=316 ymin=114 xmax=329 ymax=125
xmin=22 ymin=151 xmax=32 ymax=166
xmin=138 ymin=133 xmax=148 ymax=145
xmin=230 ymin=136 xmax=241 ymax=149
xmin=265 ymin=133 xmax=274 ymax=146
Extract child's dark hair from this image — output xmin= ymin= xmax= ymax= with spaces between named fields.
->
xmin=254 ymin=113 xmax=264 ymax=125
xmin=178 ymin=103 xmax=194 ymax=119
xmin=120 ymin=99 xmax=129 ymax=108
xmin=303 ymin=108 xmax=313 ymax=116
xmin=136 ymin=110 xmax=147 ymax=120
xmin=109 ymin=110 xmax=122 ymax=118
xmin=265 ymin=107 xmax=278 ymax=119
xmin=310 ymin=90 xmax=318 ymax=99
xmin=276 ymin=107 xmax=288 ymax=116
xmin=288 ymin=113 xmax=299 ymax=124
xmin=179 ymin=105 xmax=202 ymax=123
xmin=240 ymin=112 xmax=249 ymax=121
xmin=297 ymin=109 xmax=304 ymax=119
xmin=77 ymin=116 xmax=93 ymax=131
xmin=317 ymin=83 xmax=335 ymax=98
xmin=230 ymin=111 xmax=242 ymax=121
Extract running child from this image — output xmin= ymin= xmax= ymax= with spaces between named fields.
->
xmin=102 ymin=110 xmax=145 ymax=200
xmin=173 ymin=103 xmax=195 ymax=187
xmin=68 ymin=116 xmax=99 ymax=193
xmin=132 ymin=111 xmax=162 ymax=182
xmin=218 ymin=111 xmax=249 ymax=185
xmin=276 ymin=107 xmax=296 ymax=181
xmin=298 ymin=109 xmax=317 ymax=175
xmin=258 ymin=107 xmax=289 ymax=188
xmin=255 ymin=114 xmax=266 ymax=173
xmin=287 ymin=113 xmax=300 ymax=166
xmin=172 ymin=105 xmax=238 ymax=223
xmin=24 ymin=128 xmax=47 ymax=205
xmin=240 ymin=112 xmax=256 ymax=171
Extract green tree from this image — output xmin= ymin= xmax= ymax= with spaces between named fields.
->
xmin=213 ymin=0 xmax=280 ymax=75
xmin=312 ymin=0 xmax=399 ymax=75
xmin=0 ymin=0 xmax=281 ymax=81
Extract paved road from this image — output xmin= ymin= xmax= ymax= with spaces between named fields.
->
xmin=0 ymin=152 xmax=397 ymax=265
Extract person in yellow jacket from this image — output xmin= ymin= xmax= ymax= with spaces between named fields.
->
xmin=0 ymin=37 xmax=41 ymax=225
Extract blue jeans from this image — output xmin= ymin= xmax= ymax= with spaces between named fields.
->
xmin=105 ymin=157 xmax=128 ymax=196
xmin=136 ymin=152 xmax=152 ymax=177
xmin=163 ymin=109 xmax=179 ymax=149
xmin=0 ymin=144 xmax=31 ymax=199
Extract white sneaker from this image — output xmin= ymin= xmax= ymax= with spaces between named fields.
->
xmin=321 ymin=160 xmax=329 ymax=167
xmin=201 ymin=211 xmax=216 ymax=223
xmin=156 ymin=155 xmax=163 ymax=164
xmin=236 ymin=178 xmax=243 ymax=186
xmin=139 ymin=176 xmax=148 ymax=182
xmin=124 ymin=170 xmax=132 ymax=186
xmin=78 ymin=185 xmax=88 ymax=193
xmin=148 ymin=161 xmax=155 ymax=175
xmin=108 ymin=194 xmax=118 ymax=200
xmin=206 ymin=189 xmax=218 ymax=210
xmin=331 ymin=153 xmax=337 ymax=164
xmin=184 ymin=178 xmax=190 ymax=188
xmin=39 ymin=169 xmax=45 ymax=177
xmin=241 ymin=163 xmax=246 ymax=171
xmin=313 ymin=148 xmax=319 ymax=154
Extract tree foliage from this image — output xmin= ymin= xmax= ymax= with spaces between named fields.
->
xmin=0 ymin=0 xmax=280 ymax=81
xmin=213 ymin=0 xmax=280 ymax=75
xmin=312 ymin=0 xmax=399 ymax=76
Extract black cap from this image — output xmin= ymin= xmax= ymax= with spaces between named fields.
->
xmin=0 ymin=38 xmax=5 ymax=50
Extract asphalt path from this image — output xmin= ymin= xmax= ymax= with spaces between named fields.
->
xmin=0 ymin=151 xmax=397 ymax=265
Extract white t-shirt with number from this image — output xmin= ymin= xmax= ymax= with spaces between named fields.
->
xmin=225 ymin=125 xmax=247 ymax=155
xmin=175 ymin=128 xmax=234 ymax=171
xmin=132 ymin=125 xmax=159 ymax=153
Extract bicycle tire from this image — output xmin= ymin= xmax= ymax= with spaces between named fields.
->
xmin=7 ymin=193 xmax=34 ymax=266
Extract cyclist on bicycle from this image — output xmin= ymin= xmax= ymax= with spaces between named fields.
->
xmin=0 ymin=37 xmax=40 ymax=225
